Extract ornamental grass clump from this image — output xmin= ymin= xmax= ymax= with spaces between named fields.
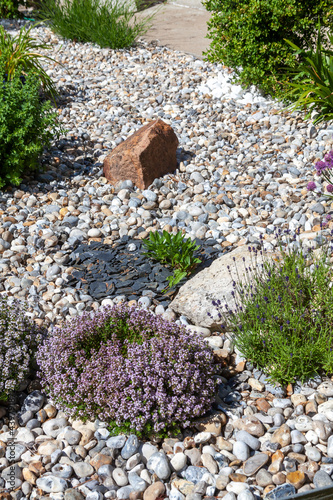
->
xmin=0 ymin=296 xmax=43 ymax=401
xmin=37 ymin=303 xmax=216 ymax=437
xmin=284 ymin=29 xmax=333 ymax=124
xmin=36 ymin=0 xmax=154 ymax=50
xmin=212 ymin=231 xmax=333 ymax=385
xmin=0 ymin=23 xmax=59 ymax=99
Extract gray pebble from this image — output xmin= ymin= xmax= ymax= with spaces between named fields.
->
xmin=121 ymin=435 xmax=140 ymax=459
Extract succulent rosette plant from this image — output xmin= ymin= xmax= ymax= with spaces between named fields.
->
xmin=37 ymin=303 xmax=216 ymax=436
xmin=307 ymin=149 xmax=333 ymax=198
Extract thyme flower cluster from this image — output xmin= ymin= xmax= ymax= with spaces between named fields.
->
xmin=0 ymin=297 xmax=43 ymax=400
xmin=37 ymin=304 xmax=216 ymax=434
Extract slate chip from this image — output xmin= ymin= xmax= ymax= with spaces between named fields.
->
xmin=66 ymin=236 xmax=224 ymax=305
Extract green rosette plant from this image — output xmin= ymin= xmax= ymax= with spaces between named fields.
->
xmin=141 ymin=230 xmax=202 ymax=289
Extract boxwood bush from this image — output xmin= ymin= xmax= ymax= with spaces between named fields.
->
xmin=0 ymin=63 xmax=62 ymax=188
xmin=37 ymin=304 xmax=216 ymax=437
xmin=203 ymin=0 xmax=333 ymax=97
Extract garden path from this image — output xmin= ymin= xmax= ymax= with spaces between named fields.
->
xmin=137 ymin=0 xmax=211 ymax=58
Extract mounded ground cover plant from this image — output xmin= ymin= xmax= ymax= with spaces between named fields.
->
xmin=0 ymin=296 xmax=43 ymax=401
xmin=0 ymin=61 xmax=63 ymax=188
xmin=203 ymin=0 xmax=333 ymax=98
xmin=36 ymin=0 xmax=154 ymax=50
xmin=37 ymin=303 xmax=216 ymax=437
xmin=212 ymin=231 xmax=333 ymax=385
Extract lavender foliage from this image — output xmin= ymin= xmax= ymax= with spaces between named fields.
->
xmin=0 ymin=297 xmax=43 ymax=400
xmin=213 ymin=230 xmax=333 ymax=385
xmin=37 ymin=304 xmax=216 ymax=435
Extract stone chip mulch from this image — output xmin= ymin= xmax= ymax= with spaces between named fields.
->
xmin=1 ymin=17 xmax=333 ymax=500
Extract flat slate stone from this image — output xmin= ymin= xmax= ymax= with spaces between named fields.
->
xmin=66 ymin=236 xmax=222 ymax=304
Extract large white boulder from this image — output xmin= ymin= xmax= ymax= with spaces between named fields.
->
xmin=170 ymin=245 xmax=267 ymax=329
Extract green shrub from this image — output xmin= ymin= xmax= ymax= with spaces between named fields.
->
xmin=203 ymin=0 xmax=333 ymax=97
xmin=212 ymin=231 xmax=333 ymax=385
xmin=0 ymin=23 xmax=59 ymax=99
xmin=284 ymin=30 xmax=333 ymax=123
xmin=36 ymin=0 xmax=154 ymax=49
xmin=0 ymin=63 xmax=63 ymax=188
xmin=0 ymin=0 xmax=25 ymax=18
xmin=142 ymin=230 xmax=202 ymax=289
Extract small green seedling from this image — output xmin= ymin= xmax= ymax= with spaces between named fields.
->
xmin=141 ymin=230 xmax=202 ymax=290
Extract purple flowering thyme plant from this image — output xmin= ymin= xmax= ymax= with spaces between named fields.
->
xmin=307 ymin=149 xmax=333 ymax=198
xmin=0 ymin=296 xmax=43 ymax=401
xmin=37 ymin=304 xmax=216 ymax=437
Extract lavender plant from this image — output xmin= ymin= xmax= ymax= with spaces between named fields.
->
xmin=0 ymin=297 xmax=43 ymax=401
xmin=307 ymin=149 xmax=333 ymax=199
xmin=37 ymin=303 xmax=216 ymax=437
xmin=212 ymin=231 xmax=333 ymax=385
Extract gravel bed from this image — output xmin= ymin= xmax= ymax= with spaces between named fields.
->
xmin=1 ymin=19 xmax=333 ymax=500
xmin=0 ymin=21 xmax=332 ymax=328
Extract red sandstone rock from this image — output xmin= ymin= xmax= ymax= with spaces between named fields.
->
xmin=103 ymin=119 xmax=178 ymax=189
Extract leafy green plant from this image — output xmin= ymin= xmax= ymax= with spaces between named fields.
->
xmin=0 ymin=0 xmax=25 ymax=18
xmin=142 ymin=230 xmax=202 ymax=289
xmin=0 ymin=23 xmax=59 ymax=99
xmin=284 ymin=31 xmax=333 ymax=124
xmin=203 ymin=0 xmax=333 ymax=98
xmin=0 ymin=62 xmax=63 ymax=188
xmin=36 ymin=0 xmax=154 ymax=49
xmin=212 ymin=230 xmax=333 ymax=385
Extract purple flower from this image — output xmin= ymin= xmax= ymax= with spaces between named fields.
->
xmin=307 ymin=181 xmax=316 ymax=191
xmin=327 ymin=184 xmax=333 ymax=193
xmin=0 ymin=296 xmax=43 ymax=400
xmin=325 ymin=150 xmax=333 ymax=164
xmin=315 ymin=160 xmax=328 ymax=175
xmin=37 ymin=304 xmax=216 ymax=435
